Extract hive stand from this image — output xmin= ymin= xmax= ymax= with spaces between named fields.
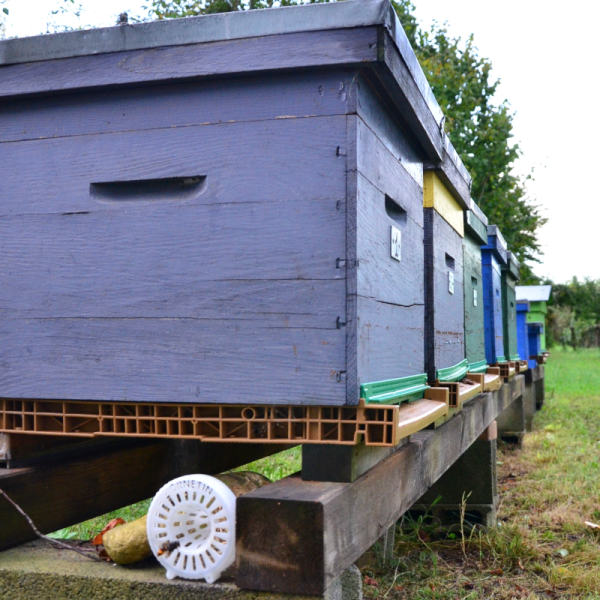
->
xmin=410 ymin=421 xmax=499 ymax=528
xmin=0 ymin=373 xmax=535 ymax=598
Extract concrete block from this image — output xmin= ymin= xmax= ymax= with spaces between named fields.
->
xmin=496 ymin=395 xmax=526 ymax=444
xmin=0 ymin=539 xmax=350 ymax=600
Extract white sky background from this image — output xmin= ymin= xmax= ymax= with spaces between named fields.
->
xmin=3 ymin=0 xmax=597 ymax=283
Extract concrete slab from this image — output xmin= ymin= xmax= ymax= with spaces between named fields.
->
xmin=0 ymin=540 xmax=314 ymax=600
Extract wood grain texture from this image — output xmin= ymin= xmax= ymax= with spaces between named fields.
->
xmin=356 ymin=296 xmax=424 ymax=384
xmin=354 ymin=75 xmax=423 ymax=186
xmin=356 ymin=175 xmax=423 ymax=307
xmin=0 ymin=439 xmax=293 ymax=552
xmin=375 ymin=30 xmax=443 ymax=162
xmin=0 ymin=318 xmax=346 ymax=404
xmin=356 ymin=117 xmax=424 ymax=226
xmin=502 ymin=277 xmax=519 ymax=359
xmin=482 ymin=253 xmax=505 ymax=363
xmin=0 ymin=115 xmax=349 ymax=405
xmin=236 ymin=375 xmax=527 ymax=595
xmin=0 ymin=28 xmax=378 ymax=99
xmin=0 ymin=201 xmax=345 ymax=319
xmin=463 ymin=235 xmax=486 ymax=365
xmin=424 ymin=209 xmax=465 ymax=381
xmin=0 ymin=69 xmax=357 ymax=143
xmin=345 ymin=116 xmax=359 ymax=405
xmin=352 ymin=111 xmax=425 ymax=385
xmin=0 ymin=116 xmax=347 ymax=216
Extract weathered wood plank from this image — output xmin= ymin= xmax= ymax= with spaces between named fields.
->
xmin=0 ymin=318 xmax=347 ymax=404
xmin=0 ymin=439 xmax=293 ymax=552
xmin=372 ymin=30 xmax=444 ymax=162
xmin=483 ymin=253 xmax=505 ymax=364
xmin=0 ymin=28 xmax=378 ymax=99
xmin=356 ymin=296 xmax=424 ymax=384
xmin=0 ymin=201 xmax=345 ymax=319
xmin=354 ymin=76 xmax=423 ymax=186
xmin=345 ymin=116 xmax=359 ymax=405
xmin=463 ymin=235 xmax=486 ymax=365
xmin=356 ymin=175 xmax=424 ymax=307
xmin=424 ymin=209 xmax=465 ymax=381
xmin=0 ymin=116 xmax=347 ymax=216
xmin=236 ymin=375 xmax=526 ymax=595
xmin=0 ymin=70 xmax=357 ymax=143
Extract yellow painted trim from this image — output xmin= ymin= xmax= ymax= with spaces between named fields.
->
xmin=423 ymin=172 xmax=464 ymax=237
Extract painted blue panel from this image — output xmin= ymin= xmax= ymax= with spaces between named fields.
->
xmin=527 ymin=322 xmax=543 ymax=360
xmin=482 ymin=250 xmax=505 ymax=364
xmin=516 ymin=302 xmax=530 ymax=364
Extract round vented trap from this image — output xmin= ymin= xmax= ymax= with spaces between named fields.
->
xmin=147 ymin=474 xmax=236 ymax=582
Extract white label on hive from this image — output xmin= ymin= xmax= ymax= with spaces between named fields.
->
xmin=448 ymin=271 xmax=454 ymax=294
xmin=391 ymin=226 xmax=401 ymax=262
xmin=473 ymin=289 xmax=478 ymax=306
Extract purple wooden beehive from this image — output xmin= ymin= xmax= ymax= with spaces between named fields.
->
xmin=0 ymin=1 xmax=472 ymax=406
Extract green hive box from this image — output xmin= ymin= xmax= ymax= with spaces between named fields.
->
xmin=501 ymin=252 xmax=520 ymax=361
xmin=515 ymin=285 xmax=552 ymax=352
xmin=463 ymin=203 xmax=488 ymax=373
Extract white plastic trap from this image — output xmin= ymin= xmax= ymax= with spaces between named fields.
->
xmin=147 ymin=474 xmax=236 ymax=583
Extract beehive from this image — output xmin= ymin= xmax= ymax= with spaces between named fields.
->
xmin=481 ymin=226 xmax=508 ymax=365
xmin=501 ymin=252 xmax=521 ymax=362
xmin=527 ymin=322 xmax=544 ymax=360
xmin=0 ymin=0 xmax=474 ymax=407
xmin=516 ymin=285 xmax=552 ymax=352
xmin=516 ymin=301 xmax=534 ymax=368
xmin=462 ymin=203 xmax=489 ymax=373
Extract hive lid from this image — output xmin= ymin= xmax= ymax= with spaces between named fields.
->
xmin=516 ymin=285 xmax=552 ymax=302
xmin=0 ymin=0 xmax=474 ymax=211
xmin=464 ymin=204 xmax=488 ymax=245
xmin=516 ymin=300 xmax=530 ymax=312
xmin=482 ymin=225 xmax=508 ymax=264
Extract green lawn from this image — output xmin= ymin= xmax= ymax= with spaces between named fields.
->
xmin=54 ymin=350 xmax=600 ymax=599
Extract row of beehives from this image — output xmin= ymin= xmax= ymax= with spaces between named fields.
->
xmin=359 ymin=170 xmax=549 ymax=411
xmin=0 ymin=0 xmax=550 ymax=448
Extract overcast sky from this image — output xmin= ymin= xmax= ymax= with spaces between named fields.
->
xmin=3 ymin=0 xmax=596 ymax=283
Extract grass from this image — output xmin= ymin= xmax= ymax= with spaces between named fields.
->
xmin=359 ymin=349 xmax=600 ymax=599
xmin=53 ymin=350 xmax=600 ymax=598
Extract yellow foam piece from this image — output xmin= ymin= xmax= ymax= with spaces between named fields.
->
xmin=423 ymin=172 xmax=464 ymax=237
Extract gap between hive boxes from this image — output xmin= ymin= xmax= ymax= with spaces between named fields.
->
xmin=0 ymin=392 xmax=449 ymax=448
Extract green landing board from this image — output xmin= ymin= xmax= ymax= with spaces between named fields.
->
xmin=468 ymin=359 xmax=488 ymax=374
xmin=361 ymin=374 xmax=429 ymax=405
xmin=436 ymin=359 xmax=469 ymax=383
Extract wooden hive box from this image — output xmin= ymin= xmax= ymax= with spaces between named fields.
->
xmin=517 ymin=300 xmax=535 ymax=369
xmin=0 ymin=0 xmax=474 ymax=408
xmin=501 ymin=252 xmax=520 ymax=363
xmin=422 ymin=172 xmax=473 ymax=398
xmin=516 ymin=285 xmax=552 ymax=352
xmin=462 ymin=203 xmax=488 ymax=373
xmin=481 ymin=226 xmax=508 ymax=365
xmin=527 ymin=322 xmax=544 ymax=362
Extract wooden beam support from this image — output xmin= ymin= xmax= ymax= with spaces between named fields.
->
xmin=236 ymin=375 xmax=525 ymax=595
xmin=0 ymin=439 xmax=293 ymax=552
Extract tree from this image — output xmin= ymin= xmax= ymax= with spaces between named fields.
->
xmin=145 ymin=0 xmax=546 ymax=281
xmin=412 ymin=23 xmax=546 ymax=283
